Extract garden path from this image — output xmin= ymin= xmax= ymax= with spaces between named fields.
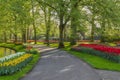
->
xmin=21 ymin=45 xmax=102 ymax=80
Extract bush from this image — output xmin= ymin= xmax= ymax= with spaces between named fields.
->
xmin=26 ymin=49 xmax=38 ymax=54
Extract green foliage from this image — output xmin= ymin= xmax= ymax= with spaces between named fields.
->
xmin=0 ymin=43 xmax=25 ymax=52
xmin=0 ymin=0 xmax=120 ymax=46
xmin=26 ymin=49 xmax=38 ymax=54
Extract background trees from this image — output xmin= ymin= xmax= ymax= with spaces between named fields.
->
xmin=0 ymin=0 xmax=119 ymax=47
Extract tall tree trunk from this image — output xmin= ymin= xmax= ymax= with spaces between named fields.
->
xmin=70 ymin=14 xmax=77 ymax=45
xmin=70 ymin=0 xmax=80 ymax=45
xmin=22 ymin=31 xmax=26 ymax=43
xmin=45 ymin=25 xmax=50 ymax=46
xmin=58 ymin=24 xmax=65 ymax=48
xmin=44 ymin=8 xmax=51 ymax=46
xmin=63 ymin=27 xmax=67 ymax=41
xmin=58 ymin=9 xmax=65 ymax=48
xmin=91 ymin=16 xmax=95 ymax=42
xmin=31 ymin=0 xmax=37 ymax=44
xmin=101 ymin=19 xmax=106 ymax=42
xmin=9 ymin=33 xmax=12 ymax=42
xmin=3 ymin=31 xmax=7 ymax=43
xmin=14 ymin=34 xmax=17 ymax=43
xmin=70 ymin=24 xmax=77 ymax=45
xmin=27 ymin=27 xmax=30 ymax=41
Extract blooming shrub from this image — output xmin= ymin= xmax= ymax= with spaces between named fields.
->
xmin=0 ymin=54 xmax=32 ymax=75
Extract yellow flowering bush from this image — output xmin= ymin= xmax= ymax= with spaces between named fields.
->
xmin=0 ymin=54 xmax=32 ymax=75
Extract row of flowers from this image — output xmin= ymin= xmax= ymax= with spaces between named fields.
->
xmin=80 ymin=44 xmax=120 ymax=55
xmin=71 ymin=44 xmax=120 ymax=63
xmin=0 ymin=53 xmax=32 ymax=75
xmin=0 ymin=52 xmax=25 ymax=63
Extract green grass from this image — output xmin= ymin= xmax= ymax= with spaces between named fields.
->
xmin=36 ymin=42 xmax=44 ymax=45
xmin=107 ymin=43 xmax=117 ymax=47
xmin=49 ymin=42 xmax=70 ymax=48
xmin=0 ymin=54 xmax=40 ymax=80
xmin=64 ymin=47 xmax=120 ymax=71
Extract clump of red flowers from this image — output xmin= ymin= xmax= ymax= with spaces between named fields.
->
xmin=80 ymin=44 xmax=120 ymax=55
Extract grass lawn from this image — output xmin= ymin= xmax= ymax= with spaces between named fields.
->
xmin=49 ymin=42 xmax=70 ymax=48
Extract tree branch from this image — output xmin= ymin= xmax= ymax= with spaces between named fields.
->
xmin=36 ymin=0 xmax=58 ymax=12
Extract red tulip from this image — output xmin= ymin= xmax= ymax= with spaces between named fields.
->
xmin=80 ymin=44 xmax=120 ymax=55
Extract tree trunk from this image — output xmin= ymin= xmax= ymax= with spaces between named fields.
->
xmin=9 ymin=33 xmax=12 ymax=42
xmin=101 ymin=19 xmax=106 ymax=42
xmin=44 ymin=8 xmax=51 ymax=46
xmin=70 ymin=2 xmax=79 ymax=45
xmin=31 ymin=0 xmax=37 ymax=44
xmin=70 ymin=17 xmax=77 ymax=45
xmin=27 ymin=27 xmax=30 ymax=41
xmin=91 ymin=16 xmax=95 ymax=42
xmin=14 ymin=34 xmax=17 ymax=43
xmin=63 ymin=27 xmax=67 ymax=41
xmin=70 ymin=15 xmax=77 ymax=45
xmin=3 ymin=31 xmax=7 ymax=43
xmin=45 ymin=26 xmax=50 ymax=46
xmin=70 ymin=26 xmax=77 ymax=45
xmin=33 ymin=24 xmax=37 ymax=44
xmin=22 ymin=32 xmax=26 ymax=43
xmin=58 ymin=24 xmax=65 ymax=48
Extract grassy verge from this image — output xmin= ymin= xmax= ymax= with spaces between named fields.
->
xmin=49 ymin=42 xmax=70 ymax=48
xmin=0 ymin=43 xmax=40 ymax=80
xmin=64 ymin=47 xmax=120 ymax=71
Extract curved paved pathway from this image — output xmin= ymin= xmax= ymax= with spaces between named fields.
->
xmin=21 ymin=45 xmax=102 ymax=80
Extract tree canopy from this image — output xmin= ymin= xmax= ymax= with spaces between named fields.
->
xmin=0 ymin=0 xmax=120 ymax=48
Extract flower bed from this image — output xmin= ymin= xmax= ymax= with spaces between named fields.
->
xmin=0 ymin=54 xmax=32 ymax=75
xmin=0 ymin=52 xmax=25 ymax=63
xmin=71 ymin=44 xmax=120 ymax=63
xmin=80 ymin=44 xmax=120 ymax=55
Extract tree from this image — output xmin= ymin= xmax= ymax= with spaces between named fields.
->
xmin=40 ymin=3 xmax=52 ymax=46
xmin=36 ymin=0 xmax=71 ymax=48
xmin=70 ymin=0 xmax=81 ymax=45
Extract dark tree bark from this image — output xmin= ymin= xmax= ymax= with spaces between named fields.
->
xmin=91 ymin=15 xmax=95 ymax=42
xmin=58 ymin=24 xmax=65 ymax=48
xmin=3 ymin=31 xmax=7 ymax=43
xmin=58 ymin=6 xmax=66 ymax=48
xmin=22 ymin=31 xmax=27 ymax=43
xmin=44 ymin=7 xmax=51 ymax=46
xmin=101 ymin=19 xmax=106 ymax=42
xmin=14 ymin=34 xmax=17 ymax=43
